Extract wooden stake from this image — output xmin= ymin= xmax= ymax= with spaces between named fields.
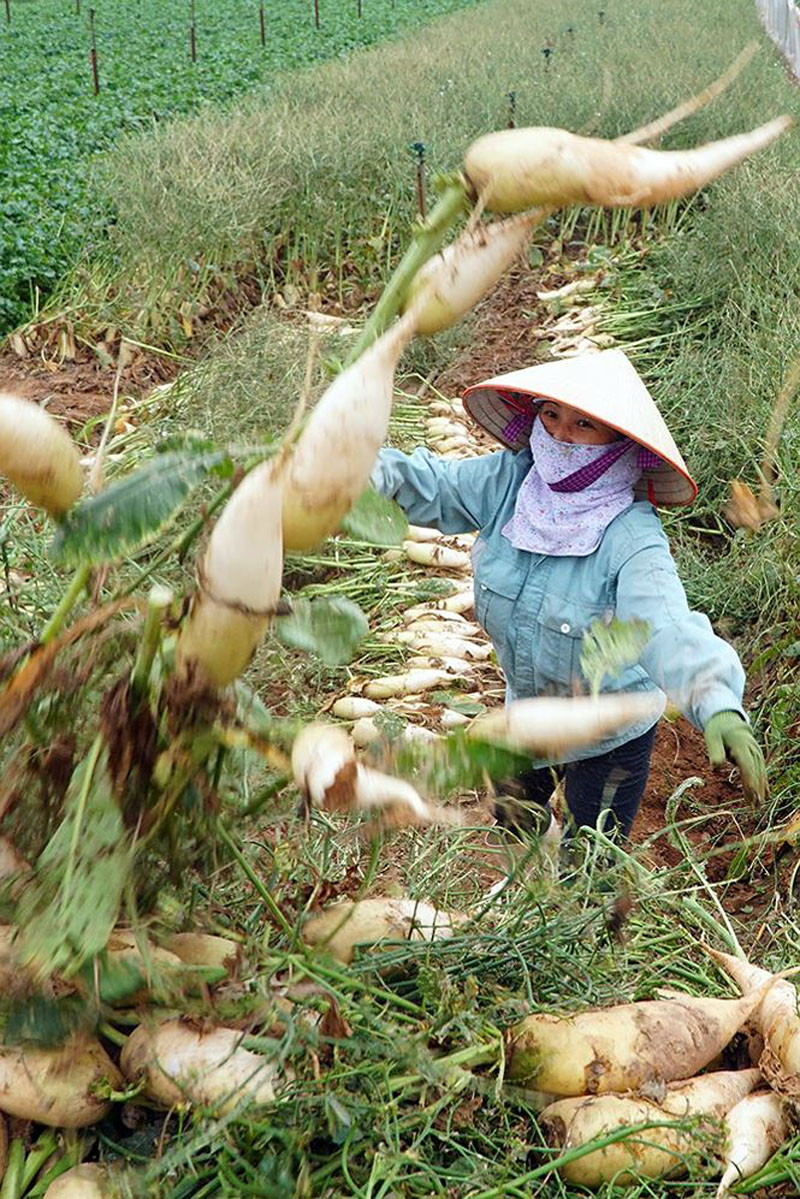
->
xmin=411 ymin=142 xmax=426 ymax=217
xmin=313 ymin=0 xmax=319 ymax=28
xmin=4 ymin=0 xmax=10 ymax=25
xmin=259 ymin=1 xmax=265 ymax=45
xmin=89 ymin=7 xmax=100 ymax=94
xmin=190 ymin=0 xmax=197 ymax=60
xmin=506 ymin=90 xmax=516 ymax=128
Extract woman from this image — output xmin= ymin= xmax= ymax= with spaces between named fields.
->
xmin=371 ymin=349 xmax=766 ymax=839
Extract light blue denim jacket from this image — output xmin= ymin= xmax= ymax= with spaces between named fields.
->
xmin=373 ymin=445 xmax=746 ymax=761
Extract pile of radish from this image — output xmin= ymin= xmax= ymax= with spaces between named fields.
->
xmin=507 ymin=953 xmax=800 ymax=1189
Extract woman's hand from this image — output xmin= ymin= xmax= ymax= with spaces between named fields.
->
xmin=703 ymin=710 xmax=768 ymax=802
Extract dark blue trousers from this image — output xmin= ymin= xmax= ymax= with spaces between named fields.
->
xmin=495 ymin=723 xmax=658 ymax=840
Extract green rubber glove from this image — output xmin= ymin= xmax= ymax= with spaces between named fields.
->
xmin=703 ymin=710 xmax=768 ymax=802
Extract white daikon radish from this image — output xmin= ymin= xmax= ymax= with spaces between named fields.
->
xmin=292 ymin=724 xmax=356 ymax=809
xmin=354 ymin=767 xmax=432 ymax=819
xmin=707 ymin=947 xmax=800 ymax=1081
xmin=166 ymin=932 xmax=241 ymax=974
xmin=364 ymin=669 xmax=456 ymax=699
xmin=406 ymin=619 xmax=481 ymax=638
xmin=292 ymin=723 xmax=439 ymax=822
xmin=716 ymin=1090 xmax=788 ymax=1196
xmin=403 ymin=541 xmax=472 ymax=570
xmin=0 ymin=1037 xmax=122 ymax=1126
xmin=440 ymin=590 xmax=475 ymax=614
xmin=431 ymin=436 xmax=473 ymax=455
xmin=107 ymin=927 xmax=183 ymax=970
xmin=351 ymin=717 xmax=438 ymax=749
xmin=120 ymin=1018 xmax=278 ymax=1113
xmin=401 ymin=605 xmax=470 ymax=625
xmin=470 ymin=693 xmax=662 ymax=759
xmin=463 ymin=117 xmax=794 ymax=213
xmin=399 ymin=633 xmax=492 ymax=660
xmin=425 ymin=421 xmax=466 ymax=439
xmin=351 ymin=716 xmax=382 ymax=747
xmin=406 ymin=213 xmax=539 ymax=335
xmin=541 ymin=1068 xmax=762 ymax=1186
xmin=303 ymin=898 xmax=460 ymax=964
xmin=441 ymin=709 xmax=471 ymax=729
xmin=43 ymin=1165 xmax=113 ymax=1199
xmin=282 ymin=318 xmax=414 ymax=551
xmin=331 ymin=696 xmax=382 ymax=720
xmin=0 ymin=393 xmax=84 ymax=516
xmin=509 ymin=979 xmax=782 ymax=1095
xmin=406 ymin=524 xmax=442 ymax=542
xmin=177 ymin=460 xmax=284 ymax=687
xmin=406 ymin=655 xmax=476 ymax=675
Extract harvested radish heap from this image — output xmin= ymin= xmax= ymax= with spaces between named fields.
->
xmin=463 ymin=117 xmax=793 ymax=213
xmin=0 ymin=392 xmax=84 ymax=516
xmin=303 ymin=896 xmax=461 ymax=964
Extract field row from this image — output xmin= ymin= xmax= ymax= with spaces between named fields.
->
xmin=0 ymin=0 xmax=484 ymax=333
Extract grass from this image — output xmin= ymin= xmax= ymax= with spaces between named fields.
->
xmin=72 ymin=818 xmax=800 ymax=1197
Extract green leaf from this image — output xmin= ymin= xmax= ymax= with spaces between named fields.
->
xmin=391 ymin=730 xmax=533 ymax=798
xmin=15 ymin=744 xmax=132 ymax=978
xmin=274 ymin=597 xmax=369 ymax=666
xmin=340 ymin=486 xmax=408 ymax=546
xmin=2 ymin=992 xmax=95 ymax=1048
xmin=52 ymin=447 xmax=230 ymax=566
xmin=580 ymin=617 xmax=651 ymax=697
xmin=430 ymin=690 xmax=487 ymax=716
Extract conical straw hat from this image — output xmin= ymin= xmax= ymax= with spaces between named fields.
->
xmin=462 ymin=349 xmax=697 ymax=506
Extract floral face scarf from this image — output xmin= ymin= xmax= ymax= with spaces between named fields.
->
xmin=502 ymin=415 xmax=644 ymax=556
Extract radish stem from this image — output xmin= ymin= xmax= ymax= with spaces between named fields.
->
xmin=344 ymin=178 xmax=469 ymax=366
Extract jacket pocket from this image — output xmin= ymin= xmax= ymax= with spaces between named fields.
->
xmin=534 ymin=593 xmax=608 ymax=691
xmin=473 ymin=540 xmax=522 ymax=667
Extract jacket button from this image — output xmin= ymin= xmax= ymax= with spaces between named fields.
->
xmin=560 ymin=622 xmax=571 ymax=633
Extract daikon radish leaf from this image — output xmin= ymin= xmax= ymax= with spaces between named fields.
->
xmin=340 ymin=486 xmax=408 ymax=545
xmin=431 ymin=690 xmax=486 ymax=716
xmin=52 ymin=447 xmax=231 ymax=565
xmin=3 ymin=992 xmax=92 ymax=1047
xmin=580 ymin=617 xmax=651 ymax=697
xmin=16 ymin=745 xmax=132 ymax=977
xmin=275 ymin=597 xmax=368 ymax=666
xmin=392 ymin=730 xmax=532 ymax=796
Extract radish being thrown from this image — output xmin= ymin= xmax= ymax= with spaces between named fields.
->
xmin=371 ymin=350 xmax=767 ymax=841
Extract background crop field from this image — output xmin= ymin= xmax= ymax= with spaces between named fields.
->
xmin=0 ymin=0 xmax=483 ymax=335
